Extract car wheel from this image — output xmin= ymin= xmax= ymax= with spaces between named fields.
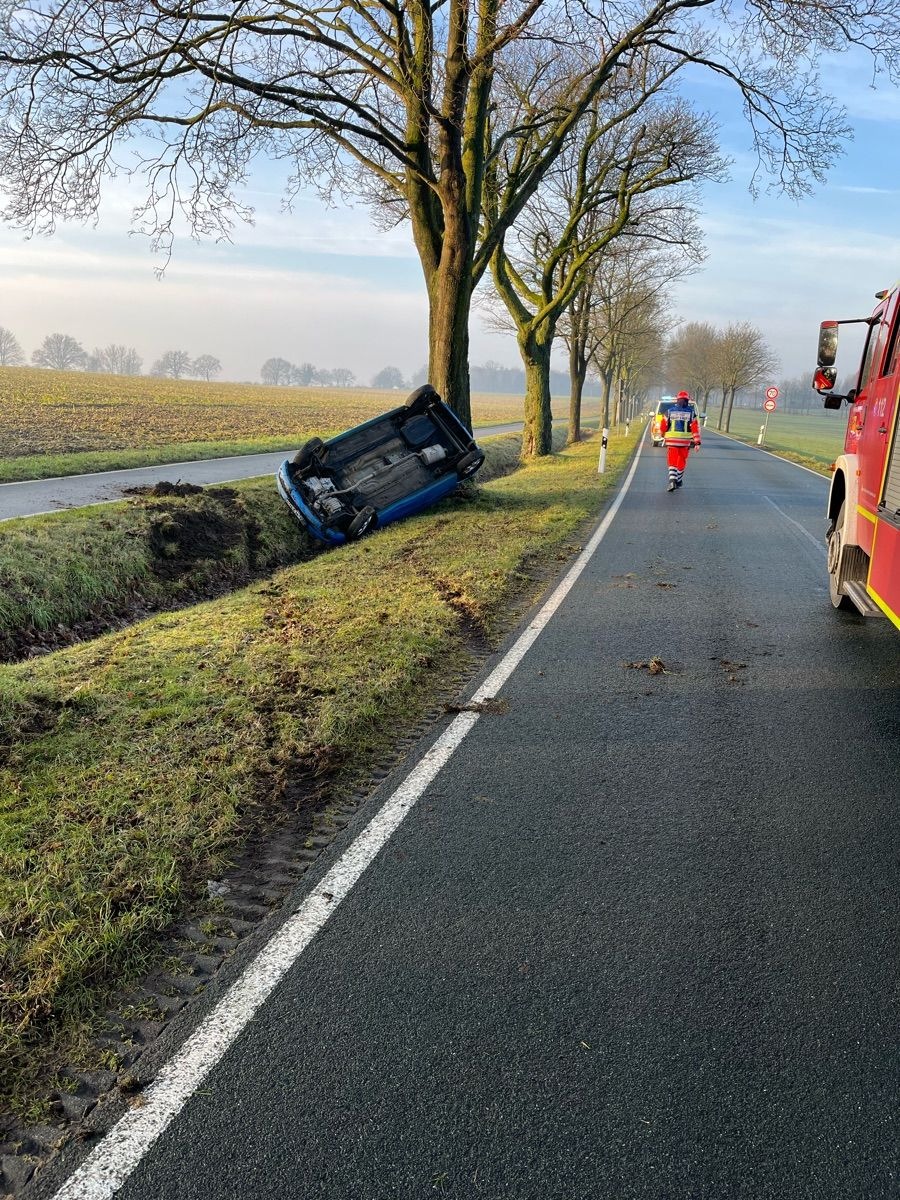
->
xmin=347 ymin=506 xmax=377 ymax=540
xmin=456 ymin=450 xmax=485 ymax=479
xmin=291 ymin=437 xmax=325 ymax=470
xmin=404 ymin=385 xmax=440 ymax=415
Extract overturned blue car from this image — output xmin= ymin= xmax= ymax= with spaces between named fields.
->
xmin=275 ymin=385 xmax=485 ymax=545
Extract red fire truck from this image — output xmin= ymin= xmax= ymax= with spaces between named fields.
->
xmin=814 ymin=288 xmax=900 ymax=627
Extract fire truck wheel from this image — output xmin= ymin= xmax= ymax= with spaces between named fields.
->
xmin=827 ymin=501 xmax=855 ymax=611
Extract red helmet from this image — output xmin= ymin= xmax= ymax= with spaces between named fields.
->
xmin=676 ymin=390 xmax=691 ymax=400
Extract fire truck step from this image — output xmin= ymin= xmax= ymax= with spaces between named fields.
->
xmin=844 ymin=581 xmax=882 ymax=617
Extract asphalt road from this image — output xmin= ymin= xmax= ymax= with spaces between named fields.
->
xmin=0 ymin=422 xmax=529 ymax=522
xmin=49 ymin=432 xmax=900 ymax=1199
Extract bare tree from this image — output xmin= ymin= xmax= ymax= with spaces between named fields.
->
xmin=666 ymin=323 xmax=720 ymax=411
xmin=261 ymin=357 xmax=293 ymax=386
xmin=486 ymin=76 xmax=720 ymax=456
xmin=86 ymin=344 xmax=144 ymax=375
xmin=150 ymin=350 xmax=192 ymax=379
xmin=331 ymin=368 xmax=356 ymax=388
xmin=0 ymin=0 xmax=881 ymax=428
xmin=586 ymin=250 xmax=681 ymax=430
xmin=372 ymin=366 xmax=405 ymax=390
xmin=714 ymin=322 xmax=779 ymax=431
xmin=120 ymin=347 xmax=143 ymax=377
xmin=192 ymin=354 xmax=222 ymax=382
xmin=31 ymin=332 xmax=86 ymax=371
xmin=615 ymin=316 xmax=669 ymax=424
xmin=0 ymin=326 xmax=24 ymax=366
xmin=290 ymin=362 xmax=317 ymax=387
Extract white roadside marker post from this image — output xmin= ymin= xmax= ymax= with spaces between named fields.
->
xmin=598 ymin=427 xmax=609 ymax=473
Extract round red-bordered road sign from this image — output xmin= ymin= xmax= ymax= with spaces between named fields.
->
xmin=765 ymin=386 xmax=779 ymax=401
xmin=764 ymin=398 xmax=777 ymax=412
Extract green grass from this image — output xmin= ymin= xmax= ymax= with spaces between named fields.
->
xmin=0 ymin=480 xmax=302 ymax=658
xmin=0 ymin=435 xmax=526 ymax=660
xmin=714 ymin=407 xmax=847 ymax=474
xmin=0 ymin=426 xmax=636 ymax=1115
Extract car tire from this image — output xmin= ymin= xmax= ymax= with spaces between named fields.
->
xmin=456 ymin=450 xmax=485 ymax=479
xmin=347 ymin=505 xmax=377 ymax=540
xmin=404 ymin=385 xmax=440 ymax=415
xmin=291 ymin=437 xmax=325 ymax=470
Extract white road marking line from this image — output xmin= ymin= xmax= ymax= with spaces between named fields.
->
xmin=50 ymin=438 xmax=646 ymax=1200
xmin=763 ymin=495 xmax=827 ymax=557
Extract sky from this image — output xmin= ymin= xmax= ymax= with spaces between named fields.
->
xmin=2 ymin=41 xmax=900 ymax=389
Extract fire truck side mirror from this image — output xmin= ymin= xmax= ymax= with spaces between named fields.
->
xmin=817 ymin=321 xmax=839 ymax=367
xmin=813 ymin=365 xmax=837 ymax=392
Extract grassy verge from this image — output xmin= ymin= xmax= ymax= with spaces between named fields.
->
xmin=0 ymin=481 xmax=302 ymax=660
xmin=0 ymin=436 xmax=526 ymax=661
xmin=713 ymin=408 xmax=846 ymax=475
xmin=0 ymin=427 xmax=634 ymax=1115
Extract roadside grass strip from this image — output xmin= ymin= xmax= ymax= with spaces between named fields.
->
xmin=0 ymin=482 xmax=303 ymax=660
xmin=714 ymin=408 xmax=846 ymax=475
xmin=0 ymin=436 xmax=526 ymax=662
xmin=0 ymin=428 xmax=636 ymax=1116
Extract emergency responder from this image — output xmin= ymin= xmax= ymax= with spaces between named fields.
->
xmin=659 ymin=390 xmax=701 ymax=491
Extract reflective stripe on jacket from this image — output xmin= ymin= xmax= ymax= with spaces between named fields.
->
xmin=660 ymin=404 xmax=699 ymax=446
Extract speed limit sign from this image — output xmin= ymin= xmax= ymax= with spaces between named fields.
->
xmin=763 ymin=398 xmax=777 ymax=412
xmin=765 ymin=386 xmax=779 ymax=401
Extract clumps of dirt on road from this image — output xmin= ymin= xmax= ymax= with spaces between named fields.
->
xmin=124 ymin=481 xmax=205 ymax=498
xmin=715 ymin=657 xmax=749 ymax=684
xmin=624 ymin=656 xmax=669 ymax=675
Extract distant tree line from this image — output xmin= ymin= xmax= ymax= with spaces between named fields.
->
xmin=410 ymin=361 xmax=601 ymax=396
xmin=259 ymin=357 xmax=602 ymax=395
xmin=0 ymin=325 xmax=222 ymax=380
xmin=260 ymin=358 xmax=357 ymax=388
xmin=662 ymin=322 xmax=853 ymax=428
xmin=664 ymin=322 xmax=779 ymax=433
xmin=261 ymin=358 xmax=401 ymax=389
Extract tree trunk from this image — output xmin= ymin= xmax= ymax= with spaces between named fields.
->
xmin=411 ymin=160 xmax=475 ymax=430
xmin=716 ymin=389 xmax=727 ymax=430
xmin=599 ymin=370 xmax=613 ymax=429
xmin=724 ymin=386 xmax=737 ymax=432
xmin=426 ymin=230 xmax=474 ymax=430
xmin=568 ymin=336 xmax=587 ymax=445
xmin=520 ymin=332 xmax=554 ymax=458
